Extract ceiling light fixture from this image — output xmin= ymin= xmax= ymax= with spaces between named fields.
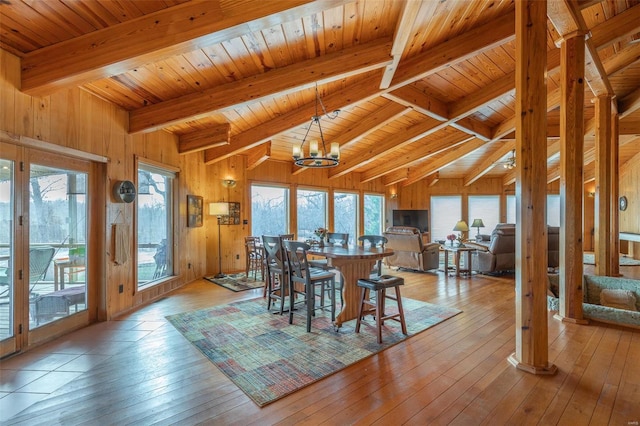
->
xmin=292 ymin=83 xmax=340 ymax=168
xmin=503 ymin=149 xmax=516 ymax=169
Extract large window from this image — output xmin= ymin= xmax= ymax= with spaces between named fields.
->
xmin=137 ymin=163 xmax=175 ymax=289
xmin=431 ymin=196 xmax=462 ymax=241
xmin=333 ymin=192 xmax=357 ymax=244
xmin=468 ymin=195 xmax=500 ymax=237
xmin=364 ymin=194 xmax=384 ymax=236
xmin=507 ymin=194 xmax=560 ymax=226
xmin=251 ymin=184 xmax=289 ymax=237
xmin=297 ymin=189 xmax=327 ymax=240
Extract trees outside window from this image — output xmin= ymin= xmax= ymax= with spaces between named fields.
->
xmin=137 ymin=163 xmax=174 ymax=289
xmin=334 ymin=192 xmax=357 ymax=245
xmin=297 ymin=189 xmax=327 ymax=240
xmin=364 ymin=194 xmax=384 ymax=235
xmin=251 ymin=185 xmax=289 ymax=237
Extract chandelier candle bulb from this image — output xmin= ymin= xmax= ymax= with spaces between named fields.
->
xmin=331 ymin=143 xmax=340 ymax=159
xmin=310 ymin=140 xmax=319 ymax=157
xmin=292 ymin=146 xmax=301 ymax=160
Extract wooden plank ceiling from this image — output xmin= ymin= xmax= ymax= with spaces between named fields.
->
xmin=2 ymin=0 xmax=639 ymax=186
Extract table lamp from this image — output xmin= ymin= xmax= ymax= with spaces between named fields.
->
xmin=471 ymin=218 xmax=485 ymax=236
xmin=452 ymin=220 xmax=469 ymax=242
xmin=210 ymin=202 xmax=230 ymax=278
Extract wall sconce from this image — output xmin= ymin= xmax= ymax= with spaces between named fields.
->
xmin=222 ymin=179 xmax=237 ymax=188
xmin=390 ymin=193 xmax=398 ymax=199
xmin=588 ymin=192 xmax=595 ymax=198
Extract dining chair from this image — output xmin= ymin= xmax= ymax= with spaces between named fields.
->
xmin=309 ymin=232 xmax=349 ymax=306
xmin=262 ymin=235 xmax=289 ymax=314
xmin=244 ymin=236 xmax=264 ymax=280
xmin=1 ymin=246 xmax=55 ymax=296
xmin=358 ymin=235 xmax=388 ymax=277
xmin=283 ymin=240 xmax=336 ymax=332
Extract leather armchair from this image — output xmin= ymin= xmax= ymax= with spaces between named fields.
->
xmin=383 ymin=226 xmax=439 ymax=272
xmin=471 ymin=223 xmax=516 ymax=273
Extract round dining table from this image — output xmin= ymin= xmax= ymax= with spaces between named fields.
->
xmin=306 ymin=245 xmax=394 ymax=328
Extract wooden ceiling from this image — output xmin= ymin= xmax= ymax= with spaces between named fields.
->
xmin=2 ymin=0 xmax=639 ymax=186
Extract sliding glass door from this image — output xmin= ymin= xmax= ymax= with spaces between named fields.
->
xmin=0 ymin=142 xmax=93 ymax=357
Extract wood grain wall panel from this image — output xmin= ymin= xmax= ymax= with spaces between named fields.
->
xmin=619 ymin=151 xmax=640 ymax=235
xmin=1 ymin=48 xmax=208 ymax=321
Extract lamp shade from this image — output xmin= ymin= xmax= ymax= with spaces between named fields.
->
xmin=209 ymin=202 xmax=229 ymax=217
xmin=471 ymin=219 xmax=485 ymax=228
xmin=453 ymin=220 xmax=469 ymax=232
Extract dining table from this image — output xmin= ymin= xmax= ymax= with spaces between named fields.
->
xmin=306 ymin=245 xmax=394 ymax=328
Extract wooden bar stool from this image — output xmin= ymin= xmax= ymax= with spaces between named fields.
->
xmin=355 ymin=275 xmax=407 ymax=343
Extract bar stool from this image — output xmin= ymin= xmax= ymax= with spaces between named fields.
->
xmin=355 ymin=275 xmax=407 ymax=343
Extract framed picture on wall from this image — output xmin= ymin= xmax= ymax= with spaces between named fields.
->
xmin=221 ymin=202 xmax=241 ymax=225
xmin=187 ymin=195 xmax=203 ymax=227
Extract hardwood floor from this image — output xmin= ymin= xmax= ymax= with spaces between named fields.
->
xmin=1 ymin=265 xmax=639 ymax=425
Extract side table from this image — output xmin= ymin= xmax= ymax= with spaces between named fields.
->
xmin=442 ymin=245 xmax=475 ymax=277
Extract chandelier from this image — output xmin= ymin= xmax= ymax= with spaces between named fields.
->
xmin=292 ymin=84 xmax=340 ymax=168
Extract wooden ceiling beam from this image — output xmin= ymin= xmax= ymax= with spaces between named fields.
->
xmin=382 ymin=169 xmax=409 ymax=186
xmin=379 ymin=0 xmax=427 ymax=89
xmin=328 ymin=118 xmax=447 ymax=179
xmin=463 ymin=141 xmax=515 ymax=186
xmin=619 ymin=120 xmax=640 ymax=135
xmin=129 ymin=38 xmax=393 ymax=133
xmin=389 ymin=11 xmax=516 ymax=89
xmin=245 ymin=142 xmax=271 ymax=171
xmin=547 ymin=0 xmax=613 ymax=97
xmin=178 ymin=123 xmax=230 ymax=154
xmin=602 ymin=43 xmax=640 ymax=76
xmin=21 ymin=0 xmax=349 ymax=96
xmin=360 ymin=134 xmax=475 ymax=183
xmin=401 ymin=139 xmax=486 ymax=187
xmin=204 ymin=74 xmax=383 ymax=164
xmin=619 ymin=87 xmax=640 ymax=119
xmin=383 ymin=85 xmax=449 ymax=121
xmin=588 ymin=4 xmax=640 ymax=48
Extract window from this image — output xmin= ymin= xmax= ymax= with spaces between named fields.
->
xmin=547 ymin=194 xmax=560 ymax=227
xmin=507 ymin=194 xmax=560 ymax=226
xmin=431 ymin=196 xmax=462 ymax=241
xmin=364 ymin=194 xmax=384 ymax=235
xmin=468 ymin=195 xmax=500 ymax=237
xmin=506 ymin=195 xmax=516 ymax=224
xmin=334 ymin=192 xmax=358 ymax=245
xmin=297 ymin=189 xmax=327 ymax=240
xmin=137 ymin=163 xmax=175 ymax=289
xmin=251 ymin=184 xmax=289 ymax=237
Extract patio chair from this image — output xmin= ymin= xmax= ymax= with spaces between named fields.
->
xmin=0 ymin=246 xmax=55 ymax=296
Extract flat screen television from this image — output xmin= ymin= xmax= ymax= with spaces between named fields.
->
xmin=392 ymin=209 xmax=429 ymax=233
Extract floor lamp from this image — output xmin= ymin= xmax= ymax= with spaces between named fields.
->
xmin=210 ymin=202 xmax=229 ymax=278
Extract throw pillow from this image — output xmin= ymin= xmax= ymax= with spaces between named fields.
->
xmin=599 ymin=289 xmax=638 ymax=311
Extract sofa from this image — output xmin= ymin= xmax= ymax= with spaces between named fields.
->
xmin=547 ymin=274 xmax=640 ymax=329
xmin=383 ymin=226 xmax=440 ymax=272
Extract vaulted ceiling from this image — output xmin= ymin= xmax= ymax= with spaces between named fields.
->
xmin=2 ymin=0 xmax=639 ymax=187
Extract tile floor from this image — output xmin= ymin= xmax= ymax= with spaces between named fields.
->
xmin=0 ymin=319 xmax=165 ymax=422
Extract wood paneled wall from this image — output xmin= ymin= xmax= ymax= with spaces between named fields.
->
xmin=620 ymin=151 xmax=640 ymax=257
xmin=1 ymin=49 xmax=208 ymax=320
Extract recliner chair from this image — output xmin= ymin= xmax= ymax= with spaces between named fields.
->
xmin=471 ymin=223 xmax=516 ymax=274
xmin=383 ymin=226 xmax=439 ymax=272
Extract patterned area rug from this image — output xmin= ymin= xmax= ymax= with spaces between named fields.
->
xmin=583 ymin=253 xmax=640 ymax=266
xmin=204 ymin=272 xmax=264 ymax=292
xmin=166 ymin=297 xmax=461 ymax=406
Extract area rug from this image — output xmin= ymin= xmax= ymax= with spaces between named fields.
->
xmin=583 ymin=253 xmax=640 ymax=266
xmin=204 ymin=272 xmax=264 ymax=292
xmin=166 ymin=297 xmax=461 ymax=406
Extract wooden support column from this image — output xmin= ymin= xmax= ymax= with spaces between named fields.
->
xmin=594 ymin=95 xmax=614 ymax=276
xmin=508 ymin=0 xmax=557 ymax=375
xmin=556 ymin=33 xmax=588 ymax=324
xmin=610 ymin=110 xmax=620 ymax=276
